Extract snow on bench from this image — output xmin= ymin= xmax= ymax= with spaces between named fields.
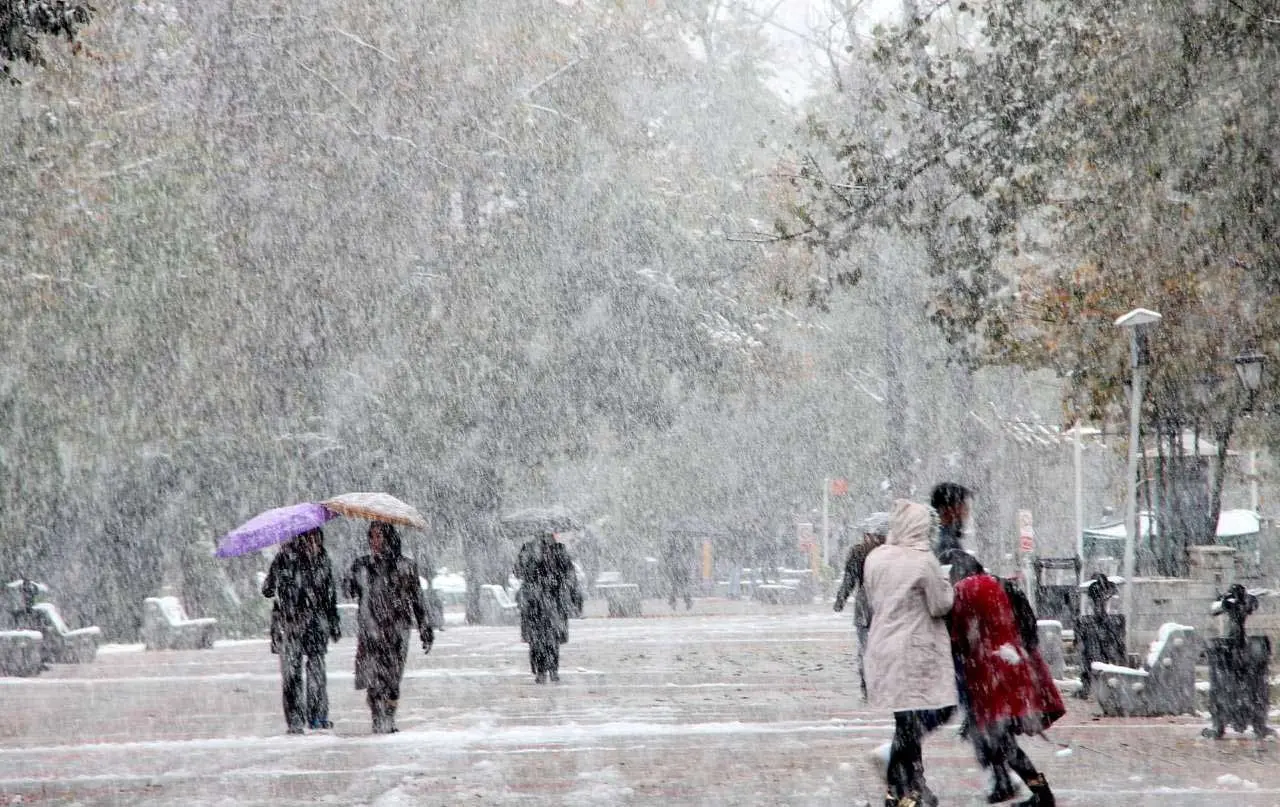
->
xmin=1092 ymin=622 xmax=1196 ymax=717
xmin=142 ymin=596 xmax=216 ymax=651
xmin=31 ymin=603 xmax=101 ymax=664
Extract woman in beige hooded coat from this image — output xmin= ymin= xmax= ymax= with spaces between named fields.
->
xmin=863 ymin=499 xmax=957 ymax=807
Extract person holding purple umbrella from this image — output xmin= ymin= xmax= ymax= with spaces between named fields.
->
xmin=262 ymin=528 xmax=340 ymax=734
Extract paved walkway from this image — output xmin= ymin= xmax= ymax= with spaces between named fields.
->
xmin=1 ymin=598 xmax=1276 ymax=806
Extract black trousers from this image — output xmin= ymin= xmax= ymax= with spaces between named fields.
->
xmin=888 ymin=707 xmax=955 ymax=796
xmin=975 ymin=720 xmax=1040 ymax=785
xmin=279 ymin=638 xmax=328 ymax=730
xmin=529 ymin=634 xmax=560 ymax=676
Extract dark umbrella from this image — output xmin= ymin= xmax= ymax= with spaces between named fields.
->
xmin=214 ymin=503 xmax=336 ymax=558
xmin=500 ymin=505 xmax=582 ymax=537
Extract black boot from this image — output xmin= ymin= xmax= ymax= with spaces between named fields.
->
xmin=1016 ymin=775 xmax=1055 ymax=807
xmin=987 ymin=765 xmax=1019 ymax=803
xmin=384 ymin=699 xmax=399 ymax=733
xmin=913 ymin=762 xmax=938 ymax=807
xmin=370 ymin=694 xmax=393 ymax=734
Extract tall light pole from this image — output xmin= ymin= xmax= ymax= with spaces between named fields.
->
xmin=1115 ymin=307 xmax=1161 ymax=645
xmin=1233 ymin=349 xmax=1266 ymax=513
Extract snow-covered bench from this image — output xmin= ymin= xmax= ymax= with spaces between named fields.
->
xmin=0 ymin=630 xmax=43 ymax=677
xmin=142 ymin=596 xmax=216 ymax=650
xmin=31 ymin=603 xmax=101 ymax=664
xmin=1036 ymin=620 xmax=1066 ymax=679
xmin=478 ymin=584 xmax=519 ymax=626
xmin=1092 ymin=623 xmax=1197 ymax=717
xmin=595 ymin=583 xmax=642 ymax=618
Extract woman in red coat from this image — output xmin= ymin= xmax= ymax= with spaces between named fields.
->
xmin=949 ymin=554 xmax=1063 ymax=806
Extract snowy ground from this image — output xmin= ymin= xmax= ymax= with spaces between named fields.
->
xmin=2 ymin=598 xmax=1277 ymax=806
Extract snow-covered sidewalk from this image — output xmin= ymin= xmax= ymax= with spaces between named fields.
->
xmin=0 ymin=600 xmax=1275 ymax=805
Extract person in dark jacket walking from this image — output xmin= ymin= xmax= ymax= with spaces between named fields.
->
xmin=262 ymin=528 xmax=341 ymax=734
xmin=344 ymin=521 xmax=435 ymax=734
xmin=661 ymin=533 xmax=694 ymax=610
xmin=833 ymin=512 xmax=890 ymax=701
xmin=930 ymin=482 xmax=971 ymax=561
xmin=514 ymin=532 xmax=583 ymax=683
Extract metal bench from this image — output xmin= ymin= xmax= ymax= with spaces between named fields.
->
xmin=141 ymin=596 xmax=216 ymax=650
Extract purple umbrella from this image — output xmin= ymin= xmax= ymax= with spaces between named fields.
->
xmin=213 ymin=502 xmax=337 ymax=558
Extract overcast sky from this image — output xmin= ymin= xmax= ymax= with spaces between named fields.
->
xmin=758 ymin=0 xmax=900 ymax=105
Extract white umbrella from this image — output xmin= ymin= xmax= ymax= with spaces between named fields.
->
xmin=322 ymin=492 xmax=427 ymax=530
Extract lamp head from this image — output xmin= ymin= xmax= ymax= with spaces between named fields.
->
xmin=1114 ymin=308 xmax=1163 ymax=329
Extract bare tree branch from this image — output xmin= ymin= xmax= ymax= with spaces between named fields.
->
xmin=523 ymin=55 xmax=587 ymax=97
xmin=327 ymin=27 xmax=399 ymax=62
xmin=523 ymin=102 xmax=581 ymax=125
xmin=294 ymin=60 xmax=366 ymax=116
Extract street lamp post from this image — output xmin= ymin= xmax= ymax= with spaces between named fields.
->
xmin=1233 ymin=350 xmax=1266 ymax=512
xmin=1115 ymin=308 xmax=1162 ymax=646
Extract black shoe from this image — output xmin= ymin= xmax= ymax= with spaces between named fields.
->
xmin=535 ymin=672 xmax=547 ymax=684
xmin=549 ymin=671 xmax=560 ymax=683
xmin=1016 ymin=776 xmax=1055 ymax=807
xmin=286 ymin=726 xmax=305 ymax=735
xmin=309 ymin=719 xmax=333 ymax=730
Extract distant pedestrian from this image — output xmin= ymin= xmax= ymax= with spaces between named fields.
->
xmin=930 ymin=481 xmax=971 ymax=561
xmin=514 ymin=532 xmax=584 ymax=683
xmin=863 ymin=499 xmax=957 ymax=807
xmin=931 ymin=481 xmax=975 ymax=738
xmin=1075 ymin=573 xmax=1123 ymax=699
xmin=344 ymin=521 xmax=435 ymax=734
xmin=262 ymin=529 xmax=340 ymax=734
xmin=661 ymin=533 xmax=694 ymax=610
xmin=832 ymin=511 xmax=890 ymax=701
xmin=9 ymin=577 xmax=43 ymax=633
xmin=949 ymin=553 xmax=1063 ymax=806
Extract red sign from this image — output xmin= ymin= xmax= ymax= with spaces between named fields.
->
xmin=830 ymin=478 xmax=849 ymax=496
xmin=1018 ymin=509 xmax=1034 ymax=552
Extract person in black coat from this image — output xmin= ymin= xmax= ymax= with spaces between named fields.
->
xmin=262 ymin=528 xmax=340 ymax=734
xmin=661 ymin=534 xmax=694 ymax=610
xmin=344 ymin=521 xmax=435 ymax=733
xmin=514 ymin=532 xmax=583 ymax=684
